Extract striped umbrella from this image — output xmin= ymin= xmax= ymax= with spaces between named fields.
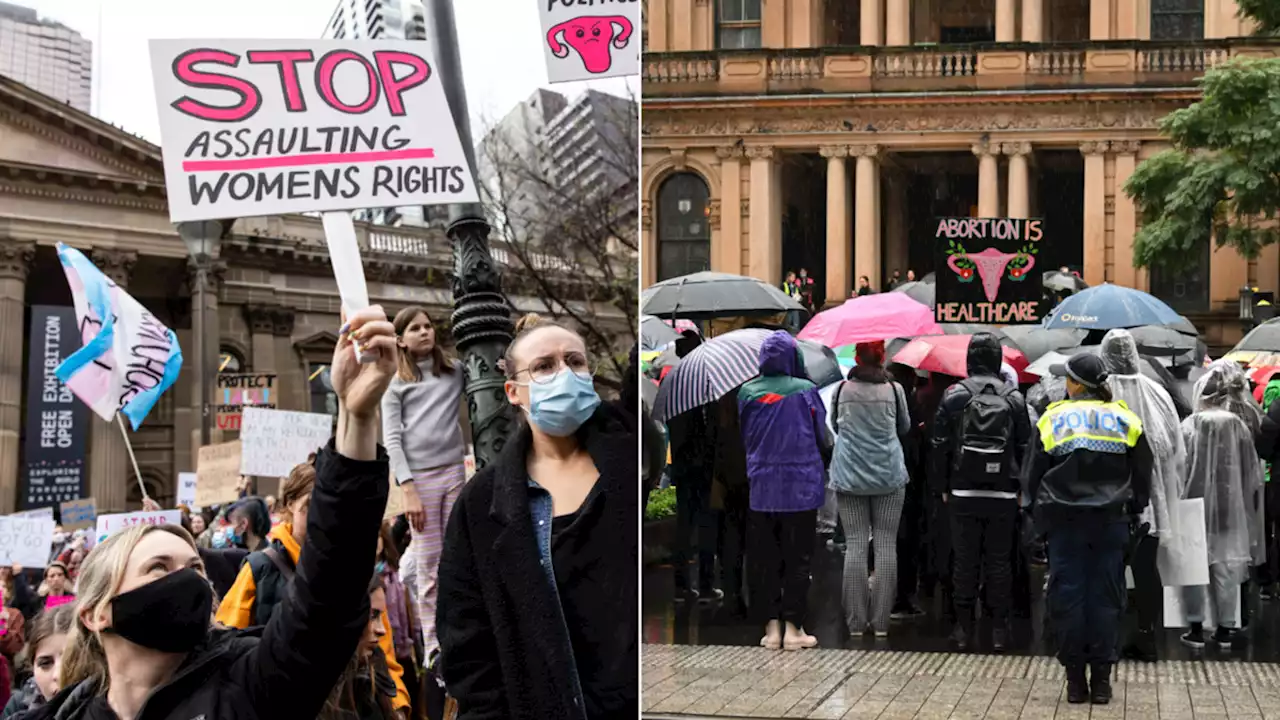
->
xmin=652 ymin=329 xmax=839 ymax=422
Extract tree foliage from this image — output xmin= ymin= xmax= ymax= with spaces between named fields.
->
xmin=1125 ymin=57 xmax=1280 ymax=273
xmin=1236 ymin=0 xmax=1279 ymax=35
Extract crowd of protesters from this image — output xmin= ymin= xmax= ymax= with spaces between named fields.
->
xmin=657 ymin=324 xmax=1278 ymax=706
xmin=0 ymin=305 xmax=637 ymax=720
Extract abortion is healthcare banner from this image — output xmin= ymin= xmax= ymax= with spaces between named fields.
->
xmin=149 ymin=39 xmax=479 ymax=222
xmin=540 ymin=0 xmax=638 ymax=83
xmin=934 ymin=217 xmax=1044 ymax=325
xmin=54 ymin=245 xmax=183 ymax=431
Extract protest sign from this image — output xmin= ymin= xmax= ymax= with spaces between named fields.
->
xmin=11 ymin=508 xmax=54 ymax=520
xmin=21 ymin=306 xmax=90 ymax=509
xmin=149 ymin=39 xmax=479 ymax=222
xmin=539 ymin=1 xmax=638 ymax=83
xmin=239 ymin=407 xmax=332 ymax=478
xmin=59 ymin=498 xmax=96 ymax=532
xmin=54 ymin=244 xmax=183 ymax=431
xmin=1157 ymin=498 xmax=1211 ymax=587
xmin=197 ymin=442 xmax=242 ymax=507
xmin=934 ymin=217 xmax=1044 ymax=325
xmin=96 ymin=510 xmax=183 ymax=545
xmin=176 ymin=472 xmax=199 ymax=508
xmin=216 ymin=373 xmax=276 ymax=431
xmin=0 ymin=515 xmax=55 ymax=568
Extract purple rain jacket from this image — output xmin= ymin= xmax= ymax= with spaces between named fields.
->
xmin=736 ymin=331 xmax=829 ymax=513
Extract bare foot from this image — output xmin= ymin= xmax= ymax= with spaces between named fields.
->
xmin=760 ymin=620 xmax=782 ymax=650
xmin=783 ymin=621 xmax=818 ymax=651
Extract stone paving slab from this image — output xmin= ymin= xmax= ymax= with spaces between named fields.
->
xmin=642 ymin=644 xmax=1280 ymax=719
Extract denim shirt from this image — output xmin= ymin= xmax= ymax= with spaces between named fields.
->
xmin=528 ymin=478 xmax=588 ymax=718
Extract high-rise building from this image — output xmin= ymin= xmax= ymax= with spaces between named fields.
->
xmin=544 ymin=90 xmax=637 ymax=199
xmin=477 ymin=89 xmax=570 ymax=241
xmin=324 ymin=0 xmax=445 ymax=228
xmin=0 ymin=1 xmax=91 ymax=113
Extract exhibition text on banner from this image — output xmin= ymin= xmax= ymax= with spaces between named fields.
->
xmin=149 ymin=39 xmax=479 ymax=222
xmin=21 ymin=306 xmax=89 ymax=510
xmin=934 ymin=217 xmax=1044 ymax=325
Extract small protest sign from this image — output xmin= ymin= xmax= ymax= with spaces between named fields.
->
xmin=197 ymin=442 xmax=242 ymax=507
xmin=0 ymin=515 xmax=55 ymax=568
xmin=216 ymin=373 xmax=276 ymax=431
xmin=59 ymin=498 xmax=96 ymax=532
xmin=539 ymin=1 xmax=639 ymax=83
xmin=934 ymin=217 xmax=1044 ymax=325
xmin=176 ymin=472 xmax=198 ymax=508
xmin=11 ymin=508 xmax=54 ymax=520
xmin=96 ymin=510 xmax=183 ymax=545
xmin=239 ymin=407 xmax=332 ymax=478
xmin=148 ymin=39 xmax=479 ymax=222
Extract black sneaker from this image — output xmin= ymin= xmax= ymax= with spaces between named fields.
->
xmin=1262 ymin=586 xmax=1276 ymax=601
xmin=697 ymin=588 xmax=725 ymax=604
xmin=1213 ymin=626 xmax=1242 ymax=649
xmin=1089 ymin=665 xmax=1113 ymax=705
xmin=674 ymin=587 xmax=699 ymax=603
xmin=890 ymin=603 xmax=925 ymax=620
xmin=992 ymin=626 xmax=1008 ymax=653
xmin=949 ymin=624 xmax=969 ymax=651
xmin=1122 ymin=630 xmax=1158 ymax=663
xmin=1180 ymin=628 xmax=1206 ymax=649
xmin=1066 ymin=666 xmax=1088 ymax=704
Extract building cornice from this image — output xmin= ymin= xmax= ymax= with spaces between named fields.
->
xmin=0 ymin=104 xmax=162 ymax=182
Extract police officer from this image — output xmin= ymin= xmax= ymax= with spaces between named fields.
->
xmin=1024 ymin=354 xmax=1153 ymax=706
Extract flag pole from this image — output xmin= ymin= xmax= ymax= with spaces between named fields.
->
xmin=115 ymin=414 xmax=150 ymax=502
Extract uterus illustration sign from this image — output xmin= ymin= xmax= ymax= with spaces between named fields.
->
xmin=539 ymin=2 xmax=639 ymax=84
xmin=935 ymin=217 xmax=1045 ymax=325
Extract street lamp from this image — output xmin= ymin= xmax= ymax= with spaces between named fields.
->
xmin=177 ymin=219 xmax=227 ymax=448
xmin=424 ymin=0 xmax=515 ymax=470
xmin=1239 ymin=284 xmax=1256 ymax=338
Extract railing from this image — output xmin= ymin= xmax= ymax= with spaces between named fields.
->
xmin=642 ymin=38 xmax=1275 ymax=96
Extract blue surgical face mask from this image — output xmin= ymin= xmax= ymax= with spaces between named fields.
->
xmin=527 ymin=368 xmax=601 ymax=437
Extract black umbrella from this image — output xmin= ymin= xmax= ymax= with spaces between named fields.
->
xmin=640 ymin=315 xmax=681 ymax=351
xmin=641 ymin=272 xmax=804 ymax=320
xmin=892 ymin=280 xmax=935 ymax=307
xmin=1126 ymin=325 xmax=1202 ymax=368
xmin=1043 ymin=270 xmax=1088 ymax=295
xmin=1000 ymin=326 xmax=1088 ymax=363
xmin=797 ymin=340 xmax=843 ymax=387
xmin=1234 ymin=317 xmax=1280 ymax=353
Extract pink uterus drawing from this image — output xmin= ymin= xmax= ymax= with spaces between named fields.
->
xmin=948 ymin=248 xmax=1035 ymax=302
xmin=547 ymin=15 xmax=633 ymax=74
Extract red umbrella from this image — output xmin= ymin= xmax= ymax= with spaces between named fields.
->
xmin=892 ymin=335 xmax=1035 ymax=383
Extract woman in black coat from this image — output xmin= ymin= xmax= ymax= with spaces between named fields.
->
xmin=22 ymin=307 xmax=398 ymax=720
xmin=438 ymin=314 xmax=638 ymax=720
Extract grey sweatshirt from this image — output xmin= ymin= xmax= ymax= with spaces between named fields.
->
xmin=380 ymin=358 xmax=466 ymax=484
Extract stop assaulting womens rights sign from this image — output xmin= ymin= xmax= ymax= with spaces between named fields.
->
xmin=149 ymin=39 xmax=479 ymax=222
xmin=934 ymin=217 xmax=1044 ymax=325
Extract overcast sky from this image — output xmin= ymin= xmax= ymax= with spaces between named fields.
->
xmin=23 ymin=0 xmax=638 ymax=146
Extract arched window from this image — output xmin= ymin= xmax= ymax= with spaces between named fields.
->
xmin=219 ymin=347 xmax=243 ymax=373
xmin=657 ymin=173 xmax=711 ymax=281
xmin=1150 ymin=237 xmax=1211 ymax=314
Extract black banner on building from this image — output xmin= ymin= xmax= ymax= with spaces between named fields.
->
xmin=935 ymin=217 xmax=1044 ymax=325
xmin=20 ymin=306 xmax=90 ymax=509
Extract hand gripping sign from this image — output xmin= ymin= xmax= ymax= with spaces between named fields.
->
xmin=539 ymin=2 xmax=639 ymax=84
xmin=149 ymin=39 xmax=479 ymax=222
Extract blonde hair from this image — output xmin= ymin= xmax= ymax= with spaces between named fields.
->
xmin=60 ymin=524 xmax=196 ymax=692
xmin=501 ymin=313 xmax=573 ymax=379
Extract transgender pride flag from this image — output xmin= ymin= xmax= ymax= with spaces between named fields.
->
xmin=54 ymin=244 xmax=183 ymax=430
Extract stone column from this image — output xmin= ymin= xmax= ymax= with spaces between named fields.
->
xmin=973 ymin=142 xmax=1000 ymax=218
xmin=1081 ymin=141 xmax=1109 ymax=286
xmin=853 ymin=145 xmax=882 ymax=292
xmin=822 ymin=146 xmax=853 ymax=304
xmin=88 ymin=249 xmax=137 ymax=513
xmin=747 ymin=146 xmax=781 ymax=284
xmin=0 ymin=241 xmax=33 ymax=514
xmin=1112 ymin=141 xmax=1141 ymax=288
xmin=1091 ymin=0 xmax=1112 ymax=39
xmin=271 ymin=309 xmax=297 ymax=411
xmin=886 ymin=0 xmax=910 ymax=45
xmin=716 ymin=146 xmax=745 ymax=275
xmin=1003 ymin=142 xmax=1033 ymax=219
xmin=1022 ymin=0 xmax=1044 ymax=41
xmin=244 ymin=305 xmax=277 ymax=373
xmin=187 ymin=260 xmax=224 ymax=470
xmin=996 ymin=0 xmax=1016 ymax=41
xmin=641 ymin=202 xmax=655 ymax=286
xmin=861 ymin=0 xmax=883 ymax=46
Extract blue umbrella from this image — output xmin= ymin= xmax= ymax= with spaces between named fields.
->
xmin=1042 ymin=283 xmax=1182 ymax=331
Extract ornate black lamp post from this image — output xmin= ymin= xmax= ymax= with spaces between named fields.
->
xmin=424 ymin=0 xmax=514 ymax=469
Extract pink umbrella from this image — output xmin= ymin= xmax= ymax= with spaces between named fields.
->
xmin=798 ymin=293 xmax=942 ymax=348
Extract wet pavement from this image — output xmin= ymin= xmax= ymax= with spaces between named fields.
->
xmin=643 ymin=538 xmax=1280 ymax=718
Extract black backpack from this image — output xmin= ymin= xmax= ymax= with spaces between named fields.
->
xmin=952 ymin=378 xmax=1016 ymax=489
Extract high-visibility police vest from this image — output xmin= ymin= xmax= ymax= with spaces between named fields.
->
xmin=1036 ymin=398 xmax=1144 ymax=457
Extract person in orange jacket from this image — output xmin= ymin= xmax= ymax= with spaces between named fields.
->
xmin=215 ymin=463 xmax=411 ymax=717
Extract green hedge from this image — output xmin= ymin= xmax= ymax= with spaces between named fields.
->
xmin=645 ymin=486 xmax=676 ymax=522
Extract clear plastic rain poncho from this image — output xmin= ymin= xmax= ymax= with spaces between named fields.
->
xmin=1183 ymin=361 xmax=1266 ymax=582
xmin=1026 ymin=376 xmax=1067 ymax=425
xmin=1100 ymin=330 xmax=1186 ymax=551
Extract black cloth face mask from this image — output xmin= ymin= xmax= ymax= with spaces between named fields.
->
xmin=107 ymin=568 xmax=212 ymax=653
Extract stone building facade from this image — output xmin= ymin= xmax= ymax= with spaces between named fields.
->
xmin=642 ymin=0 xmax=1277 ymax=350
xmin=0 ymin=74 xmax=627 ymax=514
